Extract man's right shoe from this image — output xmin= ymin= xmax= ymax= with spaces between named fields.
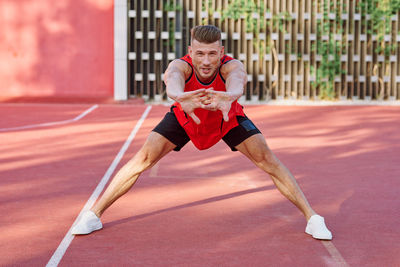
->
xmin=71 ymin=210 xmax=103 ymax=235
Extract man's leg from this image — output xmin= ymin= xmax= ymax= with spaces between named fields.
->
xmin=92 ymin=132 xmax=176 ymax=217
xmin=235 ymin=134 xmax=315 ymax=219
xmin=235 ymin=133 xmax=332 ymax=239
xmin=71 ymin=132 xmax=176 ymax=235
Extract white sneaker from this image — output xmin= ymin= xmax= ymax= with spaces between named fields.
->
xmin=305 ymin=215 xmax=332 ymax=240
xmin=71 ymin=210 xmax=103 ymax=235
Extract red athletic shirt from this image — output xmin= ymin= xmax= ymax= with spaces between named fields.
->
xmin=172 ymin=54 xmax=245 ymax=150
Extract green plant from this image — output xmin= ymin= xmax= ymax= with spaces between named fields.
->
xmin=201 ymin=0 xmax=214 ymax=24
xmin=220 ymin=0 xmax=262 ymax=32
xmin=310 ymin=0 xmax=346 ymax=100
xmin=360 ymin=0 xmax=399 ymax=56
xmin=219 ymin=2 xmax=291 ymax=54
xmin=358 ymin=0 xmax=400 ymax=98
xmin=217 ymin=0 xmax=292 ymax=99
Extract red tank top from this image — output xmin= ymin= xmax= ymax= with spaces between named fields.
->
xmin=172 ymin=54 xmax=244 ymax=150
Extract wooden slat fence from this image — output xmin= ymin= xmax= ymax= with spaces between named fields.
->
xmin=129 ymin=0 xmax=400 ymax=101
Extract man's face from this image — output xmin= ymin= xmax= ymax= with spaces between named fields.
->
xmin=188 ymin=39 xmax=224 ymax=83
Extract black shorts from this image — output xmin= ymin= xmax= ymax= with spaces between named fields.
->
xmin=152 ymin=110 xmax=261 ymax=151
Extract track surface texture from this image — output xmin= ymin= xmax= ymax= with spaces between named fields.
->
xmin=0 ymin=103 xmax=399 ymax=266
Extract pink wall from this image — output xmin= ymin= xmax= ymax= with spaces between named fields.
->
xmin=0 ymin=0 xmax=114 ymax=99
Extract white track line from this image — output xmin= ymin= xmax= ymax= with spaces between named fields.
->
xmin=0 ymin=104 xmax=98 ymax=132
xmin=46 ymin=105 xmax=152 ymax=267
xmin=321 ymin=241 xmax=349 ymax=267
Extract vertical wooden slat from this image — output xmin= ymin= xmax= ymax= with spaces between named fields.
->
xmin=297 ymin=0 xmax=304 ymax=99
xmin=372 ymin=1 xmax=379 ymax=99
xmin=333 ymin=0 xmax=339 ymax=99
xmin=386 ymin=16 xmax=393 ymax=99
xmin=168 ymin=0 xmax=176 ymax=63
xmin=356 ymin=4 xmax=361 ymax=99
xmin=303 ymin=0 xmax=310 ymax=99
xmin=314 ymin=0 xmax=320 ymax=100
xmin=128 ymin=0 xmax=134 ymax=97
xmin=181 ymin=0 xmax=187 ymax=57
xmin=289 ymin=0 xmax=295 ymax=99
xmin=396 ymin=13 xmax=400 ymax=100
xmin=350 ymin=0 xmax=354 ymax=99
xmin=132 ymin=0 xmax=138 ymax=97
xmin=175 ymin=0 xmax=182 ymax=59
xmin=275 ymin=0 xmax=280 ymax=99
xmin=254 ymin=0 xmax=261 ymax=100
xmin=338 ymin=0 xmax=344 ymax=99
xmin=221 ymin=0 xmax=228 ymax=54
xmin=155 ymin=0 xmax=161 ymax=96
xmin=247 ymin=22 xmax=255 ymax=99
xmin=325 ymin=0 xmax=330 ymax=99
xmin=262 ymin=0 xmax=269 ymax=100
xmin=149 ymin=0 xmax=156 ymax=99
xmin=238 ymin=11 xmax=249 ymax=99
xmin=188 ymin=0 xmax=194 ymax=41
xmin=258 ymin=0 xmax=265 ymax=100
xmin=390 ymin=15 xmax=396 ymax=100
xmin=279 ymin=0 xmax=284 ymax=99
xmin=268 ymin=0 xmax=274 ymax=99
xmin=136 ymin=0 xmax=143 ymax=96
xmin=214 ymin=0 xmax=221 ymax=36
xmin=142 ymin=0 xmax=149 ymax=98
xmin=360 ymin=0 xmax=367 ymax=100
xmin=366 ymin=0 xmax=372 ymax=99
xmin=283 ymin=0 xmax=288 ymax=99
xmin=294 ymin=0 xmax=299 ymax=99
xmin=383 ymin=18 xmax=388 ymax=99
xmin=310 ymin=0 xmax=316 ymax=100
xmin=341 ymin=1 xmax=351 ymax=99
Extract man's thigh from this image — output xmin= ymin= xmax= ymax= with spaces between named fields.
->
xmin=139 ymin=131 xmax=178 ymax=161
xmin=234 ymin=133 xmax=269 ymax=156
xmin=152 ymin=111 xmax=190 ymax=151
xmin=222 ymin=115 xmax=261 ymax=151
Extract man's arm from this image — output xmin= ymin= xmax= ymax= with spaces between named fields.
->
xmin=164 ymin=60 xmax=188 ymax=101
xmin=164 ymin=60 xmax=208 ymax=124
xmin=221 ymin=59 xmax=247 ymax=101
xmin=204 ymin=60 xmax=247 ymax=121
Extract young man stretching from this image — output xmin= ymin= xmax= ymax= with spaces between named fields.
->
xmin=72 ymin=25 xmax=332 ymax=240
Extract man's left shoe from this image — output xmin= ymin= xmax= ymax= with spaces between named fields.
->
xmin=305 ymin=214 xmax=332 ymax=240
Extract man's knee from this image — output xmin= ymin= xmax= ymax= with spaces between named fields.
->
xmin=133 ymin=133 xmax=174 ymax=171
xmin=250 ymin=145 xmax=279 ymax=171
xmin=133 ymin=146 xmax=158 ymax=170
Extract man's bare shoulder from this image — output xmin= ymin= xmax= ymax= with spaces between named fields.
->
xmin=167 ymin=59 xmax=192 ymax=80
xmin=220 ymin=59 xmax=246 ymax=77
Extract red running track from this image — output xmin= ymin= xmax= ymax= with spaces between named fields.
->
xmin=0 ymin=103 xmax=399 ymax=266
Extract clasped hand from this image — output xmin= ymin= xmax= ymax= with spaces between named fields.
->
xmin=176 ymin=88 xmax=233 ymax=125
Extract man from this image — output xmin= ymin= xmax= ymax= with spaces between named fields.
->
xmin=72 ymin=25 xmax=332 ymax=240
